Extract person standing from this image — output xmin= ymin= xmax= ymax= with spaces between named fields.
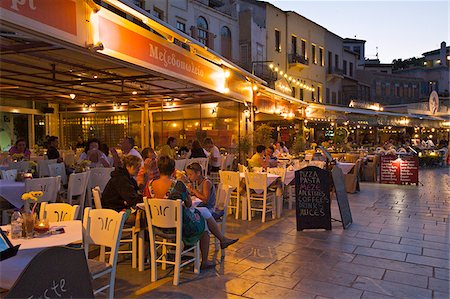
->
xmin=203 ymin=137 xmax=221 ymax=172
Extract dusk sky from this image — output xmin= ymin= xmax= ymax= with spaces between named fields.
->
xmin=268 ymin=1 xmax=449 ymax=63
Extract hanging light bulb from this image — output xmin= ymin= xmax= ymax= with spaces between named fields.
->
xmin=69 ymin=93 xmax=76 ymax=99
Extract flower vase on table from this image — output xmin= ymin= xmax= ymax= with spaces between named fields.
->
xmin=21 ymin=191 xmax=43 ymax=238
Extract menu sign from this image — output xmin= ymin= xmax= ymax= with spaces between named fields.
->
xmin=399 ymin=156 xmax=419 ymax=185
xmin=380 ymin=155 xmax=418 ymax=185
xmin=295 ymin=166 xmax=331 ymax=231
xmin=380 ymin=155 xmax=398 ymax=184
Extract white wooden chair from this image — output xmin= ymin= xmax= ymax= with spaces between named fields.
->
xmin=67 ymin=172 xmax=90 ymax=218
xmin=83 ymin=207 xmax=126 ymax=299
xmin=1 ymin=169 xmax=17 ymax=181
xmin=39 ymin=202 xmax=80 ymax=222
xmin=268 ymin=167 xmax=287 ymax=212
xmin=48 ymin=162 xmax=68 ymax=185
xmin=212 ymin=183 xmax=232 ymax=258
xmin=245 ymin=172 xmax=276 ymax=223
xmin=25 ymin=176 xmax=61 ymax=203
xmin=91 ymin=186 xmax=140 ymax=269
xmin=86 ymin=167 xmax=114 ymax=207
xmin=219 ymin=170 xmax=241 ymax=220
xmin=222 ymin=154 xmax=234 ymax=170
xmin=186 ymin=158 xmax=208 ymax=177
xmin=8 ymin=161 xmax=32 ymax=172
xmin=62 ymin=151 xmax=75 ymax=168
xmin=143 ymin=197 xmax=201 ymax=286
xmin=174 ymin=159 xmax=187 ymax=171
xmin=37 ymin=159 xmax=57 ymax=177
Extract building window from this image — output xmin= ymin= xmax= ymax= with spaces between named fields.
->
xmin=292 ymin=87 xmax=296 ymax=98
xmin=197 ymin=16 xmax=208 ymax=45
xmin=353 ymin=46 xmax=361 ymax=59
xmin=332 ymin=92 xmax=336 ymax=104
xmin=375 ymin=81 xmax=381 ymax=97
xmin=275 ymin=30 xmax=281 ymax=52
xmin=334 ymin=54 xmax=339 ymax=69
xmin=312 ymin=85 xmax=315 ymax=101
xmin=300 ymin=88 xmax=304 ymax=101
xmin=328 ymin=51 xmax=332 ymax=72
xmin=311 ymin=44 xmax=317 ymax=64
xmin=349 ymin=62 xmax=353 ymax=77
xmin=220 ymin=26 xmax=232 ymax=60
xmin=319 ymin=47 xmax=324 ymax=66
xmin=291 ymin=35 xmax=297 ymax=54
xmin=326 ymin=88 xmax=330 ymax=104
xmin=386 ymin=82 xmax=391 ymax=96
xmin=343 ymin=60 xmax=347 ymax=75
xmin=153 ymin=6 xmax=164 ymax=20
xmin=176 ymin=21 xmax=186 ymax=33
xmin=301 ymin=39 xmax=306 ymax=58
xmin=317 ymin=86 xmax=322 ymax=103
xmin=240 ymin=44 xmax=249 ymax=69
xmin=132 ymin=0 xmax=144 ymax=8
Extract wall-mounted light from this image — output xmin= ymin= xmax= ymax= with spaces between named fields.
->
xmin=132 ymin=91 xmax=138 ymax=95
xmin=211 ymin=107 xmax=217 ymax=115
xmin=69 ymin=93 xmax=76 ymax=99
xmin=243 ymin=109 xmax=251 ymax=119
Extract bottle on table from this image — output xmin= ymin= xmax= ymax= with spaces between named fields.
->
xmin=11 ymin=209 xmax=23 ymax=239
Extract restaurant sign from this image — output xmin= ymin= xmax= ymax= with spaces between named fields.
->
xmin=0 ymin=0 xmax=88 ymax=46
xmin=91 ymin=9 xmax=251 ymax=102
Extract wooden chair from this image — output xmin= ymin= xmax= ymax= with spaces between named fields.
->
xmin=186 ymin=158 xmax=208 ymax=177
xmin=362 ymin=155 xmax=378 ymax=182
xmin=344 ymin=159 xmax=362 ymax=193
xmin=91 ymin=186 xmax=140 ymax=270
xmin=8 ymin=161 xmax=32 ymax=172
xmin=67 ymin=172 xmax=90 ymax=217
xmin=268 ymin=167 xmax=287 ymax=213
xmin=0 ymin=169 xmax=17 ymax=181
xmin=142 ymin=197 xmax=200 ymax=286
xmin=212 ymin=183 xmax=232 ymax=258
xmin=83 ymin=207 xmax=126 ymax=299
xmin=39 ymin=202 xmax=80 ymax=222
xmin=25 ymin=176 xmax=61 ymax=203
xmin=86 ymin=167 xmax=114 ymax=208
xmin=221 ymin=154 xmax=234 ymax=170
xmin=174 ymin=159 xmax=187 ymax=171
xmin=48 ymin=162 xmax=68 ymax=185
xmin=5 ymin=246 xmax=94 ymax=299
xmin=37 ymin=159 xmax=57 ymax=177
xmin=219 ymin=170 xmax=241 ymax=220
xmin=245 ymin=172 xmax=276 ymax=223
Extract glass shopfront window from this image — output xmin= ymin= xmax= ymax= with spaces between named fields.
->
xmin=151 ymin=102 xmax=240 ymax=151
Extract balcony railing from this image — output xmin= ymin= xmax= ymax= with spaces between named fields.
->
xmin=328 ymin=67 xmax=344 ymax=75
xmin=288 ymin=54 xmax=309 ymax=65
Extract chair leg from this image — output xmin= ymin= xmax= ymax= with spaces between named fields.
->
xmin=173 ymin=243 xmax=182 ymax=285
xmin=247 ymin=196 xmax=252 ymax=221
xmin=194 ymin=242 xmax=200 ymax=274
xmin=262 ymin=199 xmax=266 ymax=223
xmin=235 ymin=194 xmax=240 ymax=220
xmin=107 ymin=271 xmax=115 ymax=299
xmin=138 ymin=230 xmax=145 ymax=272
xmin=132 ymin=231 xmax=137 ymax=269
xmin=273 ymin=196 xmax=277 ymax=219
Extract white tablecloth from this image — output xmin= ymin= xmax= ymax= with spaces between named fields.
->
xmin=239 ymin=172 xmax=279 ymax=188
xmin=0 ymin=180 xmax=25 ymax=208
xmin=0 ymin=220 xmax=82 ymax=290
xmin=284 ymin=170 xmax=295 ymax=185
xmin=336 ymin=162 xmax=355 ymax=174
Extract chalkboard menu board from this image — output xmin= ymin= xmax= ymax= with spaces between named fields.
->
xmin=380 ymin=155 xmax=419 ymax=185
xmin=332 ymin=167 xmax=353 ymax=229
xmin=295 ymin=166 xmax=331 ymax=231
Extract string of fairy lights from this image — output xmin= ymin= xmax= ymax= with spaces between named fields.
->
xmin=268 ymin=63 xmax=316 ymax=92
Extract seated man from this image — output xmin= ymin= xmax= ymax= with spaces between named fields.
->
xmin=248 ymin=145 xmax=268 ymax=169
xmin=266 ymin=146 xmax=278 ymax=168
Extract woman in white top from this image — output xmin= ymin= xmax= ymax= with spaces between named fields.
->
xmin=77 ymin=138 xmax=111 ymax=168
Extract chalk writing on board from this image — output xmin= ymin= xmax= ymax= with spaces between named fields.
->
xmin=27 ymin=278 xmax=67 ymax=299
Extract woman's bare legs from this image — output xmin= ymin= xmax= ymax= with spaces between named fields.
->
xmin=205 ymin=217 xmax=238 ymax=248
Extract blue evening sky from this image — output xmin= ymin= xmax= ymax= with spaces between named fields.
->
xmin=268 ymin=0 xmax=449 ymax=63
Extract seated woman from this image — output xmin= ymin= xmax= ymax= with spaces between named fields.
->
xmin=9 ymin=138 xmax=31 ymax=160
xmin=102 ymin=155 xmax=143 ymax=224
xmin=187 ymin=140 xmax=209 ymax=158
xmin=136 ymin=147 xmax=159 ymax=192
xmin=147 ymin=157 xmax=237 ymax=269
xmin=78 ymin=138 xmax=111 ymax=168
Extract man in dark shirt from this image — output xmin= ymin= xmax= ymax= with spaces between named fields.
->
xmin=47 ymin=136 xmax=63 ymax=163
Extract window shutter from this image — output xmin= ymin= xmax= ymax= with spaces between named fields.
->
xmin=207 ymin=32 xmax=215 ymax=50
xmin=190 ymin=26 xmax=198 ymax=39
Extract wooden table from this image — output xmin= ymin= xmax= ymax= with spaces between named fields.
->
xmin=0 ymin=220 xmax=82 ymax=290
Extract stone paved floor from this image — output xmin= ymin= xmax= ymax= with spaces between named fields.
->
xmin=112 ymin=168 xmax=449 ymax=299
